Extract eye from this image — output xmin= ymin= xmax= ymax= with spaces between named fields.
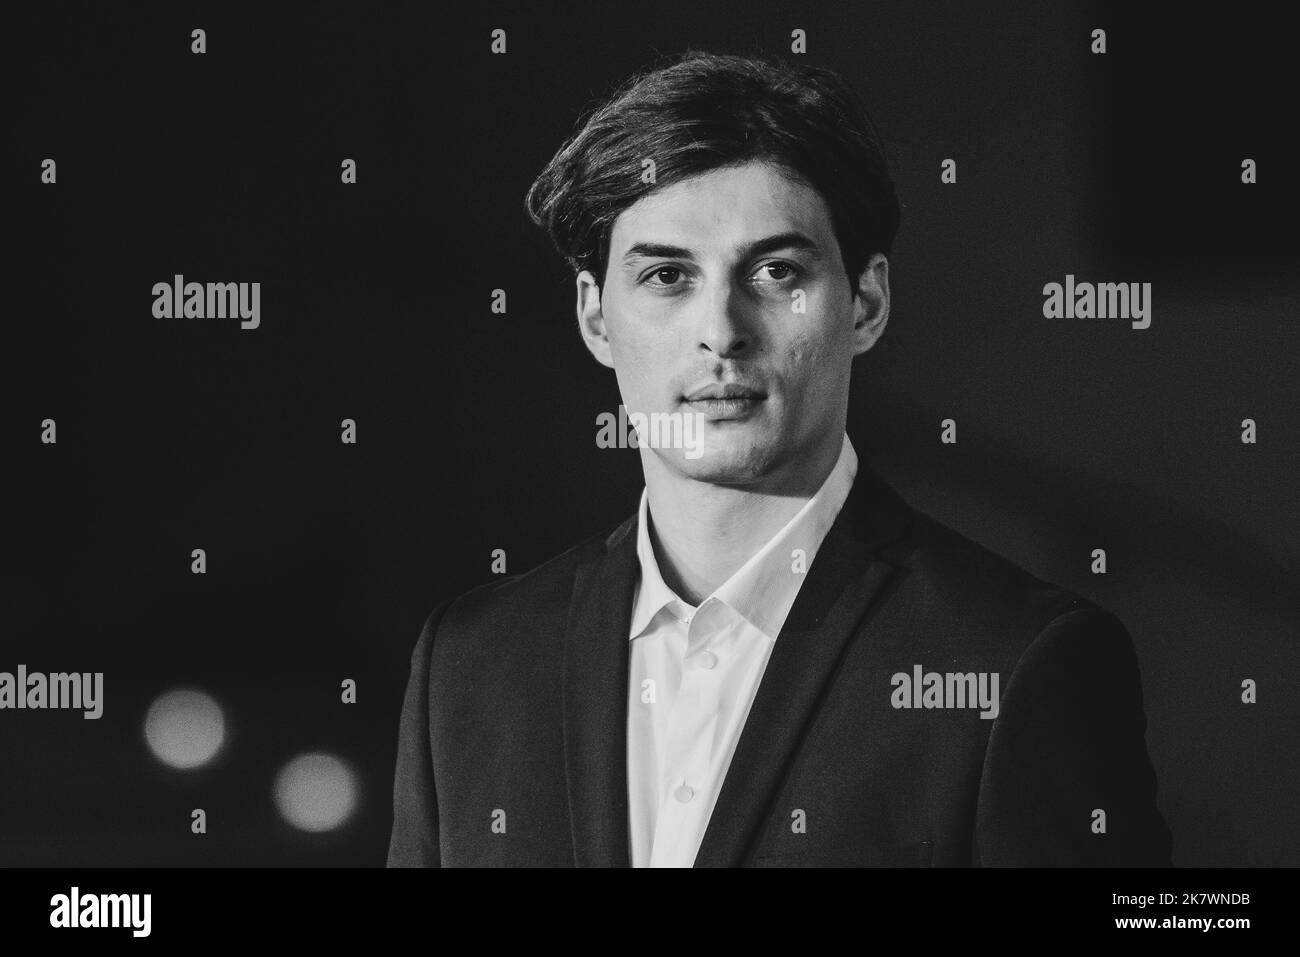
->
xmin=642 ymin=266 xmax=686 ymax=287
xmin=752 ymin=261 xmax=799 ymax=283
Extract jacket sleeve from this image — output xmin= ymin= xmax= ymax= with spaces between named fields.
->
xmin=387 ymin=601 xmax=453 ymax=867
xmin=974 ymin=606 xmax=1174 ymax=866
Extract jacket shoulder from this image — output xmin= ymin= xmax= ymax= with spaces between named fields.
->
xmin=890 ymin=505 xmax=1114 ymax=655
xmin=418 ymin=519 xmax=621 ymax=646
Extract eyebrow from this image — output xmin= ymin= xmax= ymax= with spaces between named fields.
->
xmin=619 ymin=231 xmax=823 ymax=265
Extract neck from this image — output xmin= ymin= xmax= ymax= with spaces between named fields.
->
xmin=641 ymin=433 xmax=844 ymax=605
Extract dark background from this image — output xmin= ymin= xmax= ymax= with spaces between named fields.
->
xmin=6 ymin=0 xmax=1297 ymax=865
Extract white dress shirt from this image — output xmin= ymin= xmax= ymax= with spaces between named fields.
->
xmin=626 ymin=433 xmax=859 ymax=867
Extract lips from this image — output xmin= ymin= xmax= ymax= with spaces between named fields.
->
xmin=682 ymin=383 xmax=767 ymax=401
xmin=681 ymin=382 xmax=767 ymax=422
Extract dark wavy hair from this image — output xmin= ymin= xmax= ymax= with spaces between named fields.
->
xmin=524 ymin=50 xmax=900 ymax=289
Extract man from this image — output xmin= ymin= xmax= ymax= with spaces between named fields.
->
xmin=387 ymin=51 xmax=1173 ymax=867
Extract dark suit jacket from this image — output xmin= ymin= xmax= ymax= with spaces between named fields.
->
xmin=387 ymin=462 xmax=1173 ymax=867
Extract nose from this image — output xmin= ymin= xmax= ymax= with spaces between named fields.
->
xmin=693 ymin=278 xmax=752 ymax=358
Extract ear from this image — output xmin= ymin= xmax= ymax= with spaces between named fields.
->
xmin=849 ymin=253 xmax=890 ymax=356
xmin=575 ymin=269 xmax=615 ymax=368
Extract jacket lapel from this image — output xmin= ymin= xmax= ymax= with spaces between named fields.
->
xmin=561 ymin=514 xmax=639 ymax=867
xmin=692 ymin=464 xmax=912 ymax=867
xmin=560 ymin=463 xmax=913 ymax=868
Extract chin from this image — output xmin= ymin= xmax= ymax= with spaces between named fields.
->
xmin=659 ymin=437 xmax=784 ymax=487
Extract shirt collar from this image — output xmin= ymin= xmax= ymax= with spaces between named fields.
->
xmin=628 ymin=433 xmax=859 ymax=641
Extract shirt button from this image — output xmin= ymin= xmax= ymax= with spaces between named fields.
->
xmin=698 ymin=650 xmax=718 ymax=669
xmin=674 ymin=784 xmax=695 ymax=803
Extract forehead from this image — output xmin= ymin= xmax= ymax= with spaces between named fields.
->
xmin=607 ymin=161 xmax=836 ymax=256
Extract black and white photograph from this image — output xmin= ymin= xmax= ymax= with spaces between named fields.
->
xmin=6 ymin=0 xmax=1296 ymax=939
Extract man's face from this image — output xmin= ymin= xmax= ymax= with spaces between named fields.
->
xmin=576 ymin=160 xmax=889 ymax=489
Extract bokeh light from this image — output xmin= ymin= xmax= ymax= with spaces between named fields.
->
xmin=273 ymin=752 xmax=358 ymax=832
xmin=143 ymin=687 xmax=226 ymax=770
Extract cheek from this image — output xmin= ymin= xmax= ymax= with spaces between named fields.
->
xmin=608 ymin=324 xmax=667 ymax=379
xmin=604 ymin=313 xmax=671 ymax=400
xmin=772 ymin=319 xmax=849 ymax=405
xmin=602 ymin=299 xmax=644 ymax=362
xmin=777 ymin=317 xmax=844 ymax=372
xmin=780 ymin=283 xmax=851 ymax=350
